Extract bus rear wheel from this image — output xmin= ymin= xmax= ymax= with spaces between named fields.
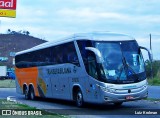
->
xmin=29 ymin=86 xmax=35 ymax=100
xmin=24 ymin=88 xmax=29 ymax=100
xmin=76 ymin=89 xmax=84 ymax=107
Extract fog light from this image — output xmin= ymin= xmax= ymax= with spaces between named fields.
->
xmin=104 ymin=97 xmax=109 ymax=101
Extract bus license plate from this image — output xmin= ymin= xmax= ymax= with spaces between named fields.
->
xmin=126 ymin=96 xmax=134 ymax=100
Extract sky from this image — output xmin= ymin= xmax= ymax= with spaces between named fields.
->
xmin=0 ymin=0 xmax=160 ymax=59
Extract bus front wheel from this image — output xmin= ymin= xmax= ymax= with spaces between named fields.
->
xmin=114 ymin=102 xmax=123 ymax=106
xmin=76 ymin=89 xmax=84 ymax=107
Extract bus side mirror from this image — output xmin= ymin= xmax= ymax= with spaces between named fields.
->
xmin=139 ymin=46 xmax=153 ymax=62
xmin=85 ymin=47 xmax=103 ymax=63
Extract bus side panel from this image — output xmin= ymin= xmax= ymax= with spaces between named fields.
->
xmin=15 ymin=75 xmax=23 ymax=94
xmin=47 ymin=64 xmax=74 ymax=100
xmin=15 ymin=67 xmax=39 ymax=97
xmin=37 ymin=67 xmax=52 ymax=98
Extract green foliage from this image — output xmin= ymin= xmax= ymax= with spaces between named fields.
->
xmin=146 ymin=60 xmax=160 ymax=85
xmin=0 ymin=80 xmax=16 ymax=88
xmin=0 ymin=99 xmax=64 ymax=117
xmin=144 ymin=98 xmax=160 ymax=101
xmin=145 ymin=60 xmax=160 ymax=78
xmin=148 ymin=77 xmax=160 ymax=85
xmin=0 ymin=63 xmax=4 ymax=66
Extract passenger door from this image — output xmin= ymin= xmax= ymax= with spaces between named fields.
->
xmin=86 ymin=52 xmax=100 ymax=102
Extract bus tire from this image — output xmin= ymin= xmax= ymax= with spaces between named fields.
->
xmin=29 ymin=86 xmax=35 ymax=100
xmin=114 ymin=102 xmax=123 ymax=106
xmin=76 ymin=89 xmax=84 ymax=107
xmin=24 ymin=87 xmax=30 ymax=100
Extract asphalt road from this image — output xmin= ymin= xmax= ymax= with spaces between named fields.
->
xmin=148 ymin=85 xmax=160 ymax=99
xmin=0 ymin=86 xmax=160 ymax=118
xmin=0 ymin=85 xmax=159 ymax=99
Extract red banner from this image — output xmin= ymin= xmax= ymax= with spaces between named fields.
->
xmin=0 ymin=0 xmax=16 ymax=10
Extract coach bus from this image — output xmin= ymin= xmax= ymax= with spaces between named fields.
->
xmin=15 ymin=32 xmax=152 ymax=107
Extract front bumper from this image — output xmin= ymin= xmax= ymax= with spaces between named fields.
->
xmin=101 ymin=85 xmax=148 ymax=103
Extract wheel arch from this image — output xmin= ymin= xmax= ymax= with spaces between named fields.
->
xmin=72 ymin=85 xmax=83 ymax=101
xmin=28 ymin=83 xmax=35 ymax=90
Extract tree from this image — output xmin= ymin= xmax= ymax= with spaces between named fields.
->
xmin=26 ymin=31 xmax=30 ymax=35
xmin=145 ymin=60 xmax=160 ymax=78
xmin=7 ymin=29 xmax=11 ymax=34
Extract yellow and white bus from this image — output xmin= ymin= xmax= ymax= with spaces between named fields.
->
xmin=15 ymin=32 xmax=152 ymax=107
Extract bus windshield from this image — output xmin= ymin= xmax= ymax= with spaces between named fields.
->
xmin=95 ymin=40 xmax=146 ymax=84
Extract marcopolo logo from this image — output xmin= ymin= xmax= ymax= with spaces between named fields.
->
xmin=0 ymin=0 xmax=17 ymax=10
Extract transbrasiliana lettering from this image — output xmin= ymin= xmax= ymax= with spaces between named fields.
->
xmin=47 ymin=68 xmax=71 ymax=75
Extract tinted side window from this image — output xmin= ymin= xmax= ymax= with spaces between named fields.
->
xmin=51 ymin=42 xmax=80 ymax=66
xmin=77 ymin=40 xmax=95 ymax=75
xmin=66 ymin=42 xmax=79 ymax=66
xmin=15 ymin=42 xmax=80 ymax=68
xmin=87 ymin=51 xmax=98 ymax=79
xmin=77 ymin=40 xmax=92 ymax=64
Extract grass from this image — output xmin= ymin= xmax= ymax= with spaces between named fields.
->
xmin=0 ymin=99 xmax=35 ymax=109
xmin=147 ymin=77 xmax=160 ymax=86
xmin=0 ymin=99 xmax=65 ymax=118
xmin=144 ymin=98 xmax=160 ymax=102
xmin=0 ymin=79 xmax=16 ymax=88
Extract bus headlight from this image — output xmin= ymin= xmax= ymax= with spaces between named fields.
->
xmin=97 ymin=84 xmax=115 ymax=93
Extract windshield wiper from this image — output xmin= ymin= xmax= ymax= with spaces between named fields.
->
xmin=122 ymin=57 xmax=139 ymax=81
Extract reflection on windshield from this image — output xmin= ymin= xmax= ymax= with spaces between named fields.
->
xmin=95 ymin=41 xmax=146 ymax=84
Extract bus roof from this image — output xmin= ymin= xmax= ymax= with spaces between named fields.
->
xmin=16 ymin=32 xmax=135 ymax=55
